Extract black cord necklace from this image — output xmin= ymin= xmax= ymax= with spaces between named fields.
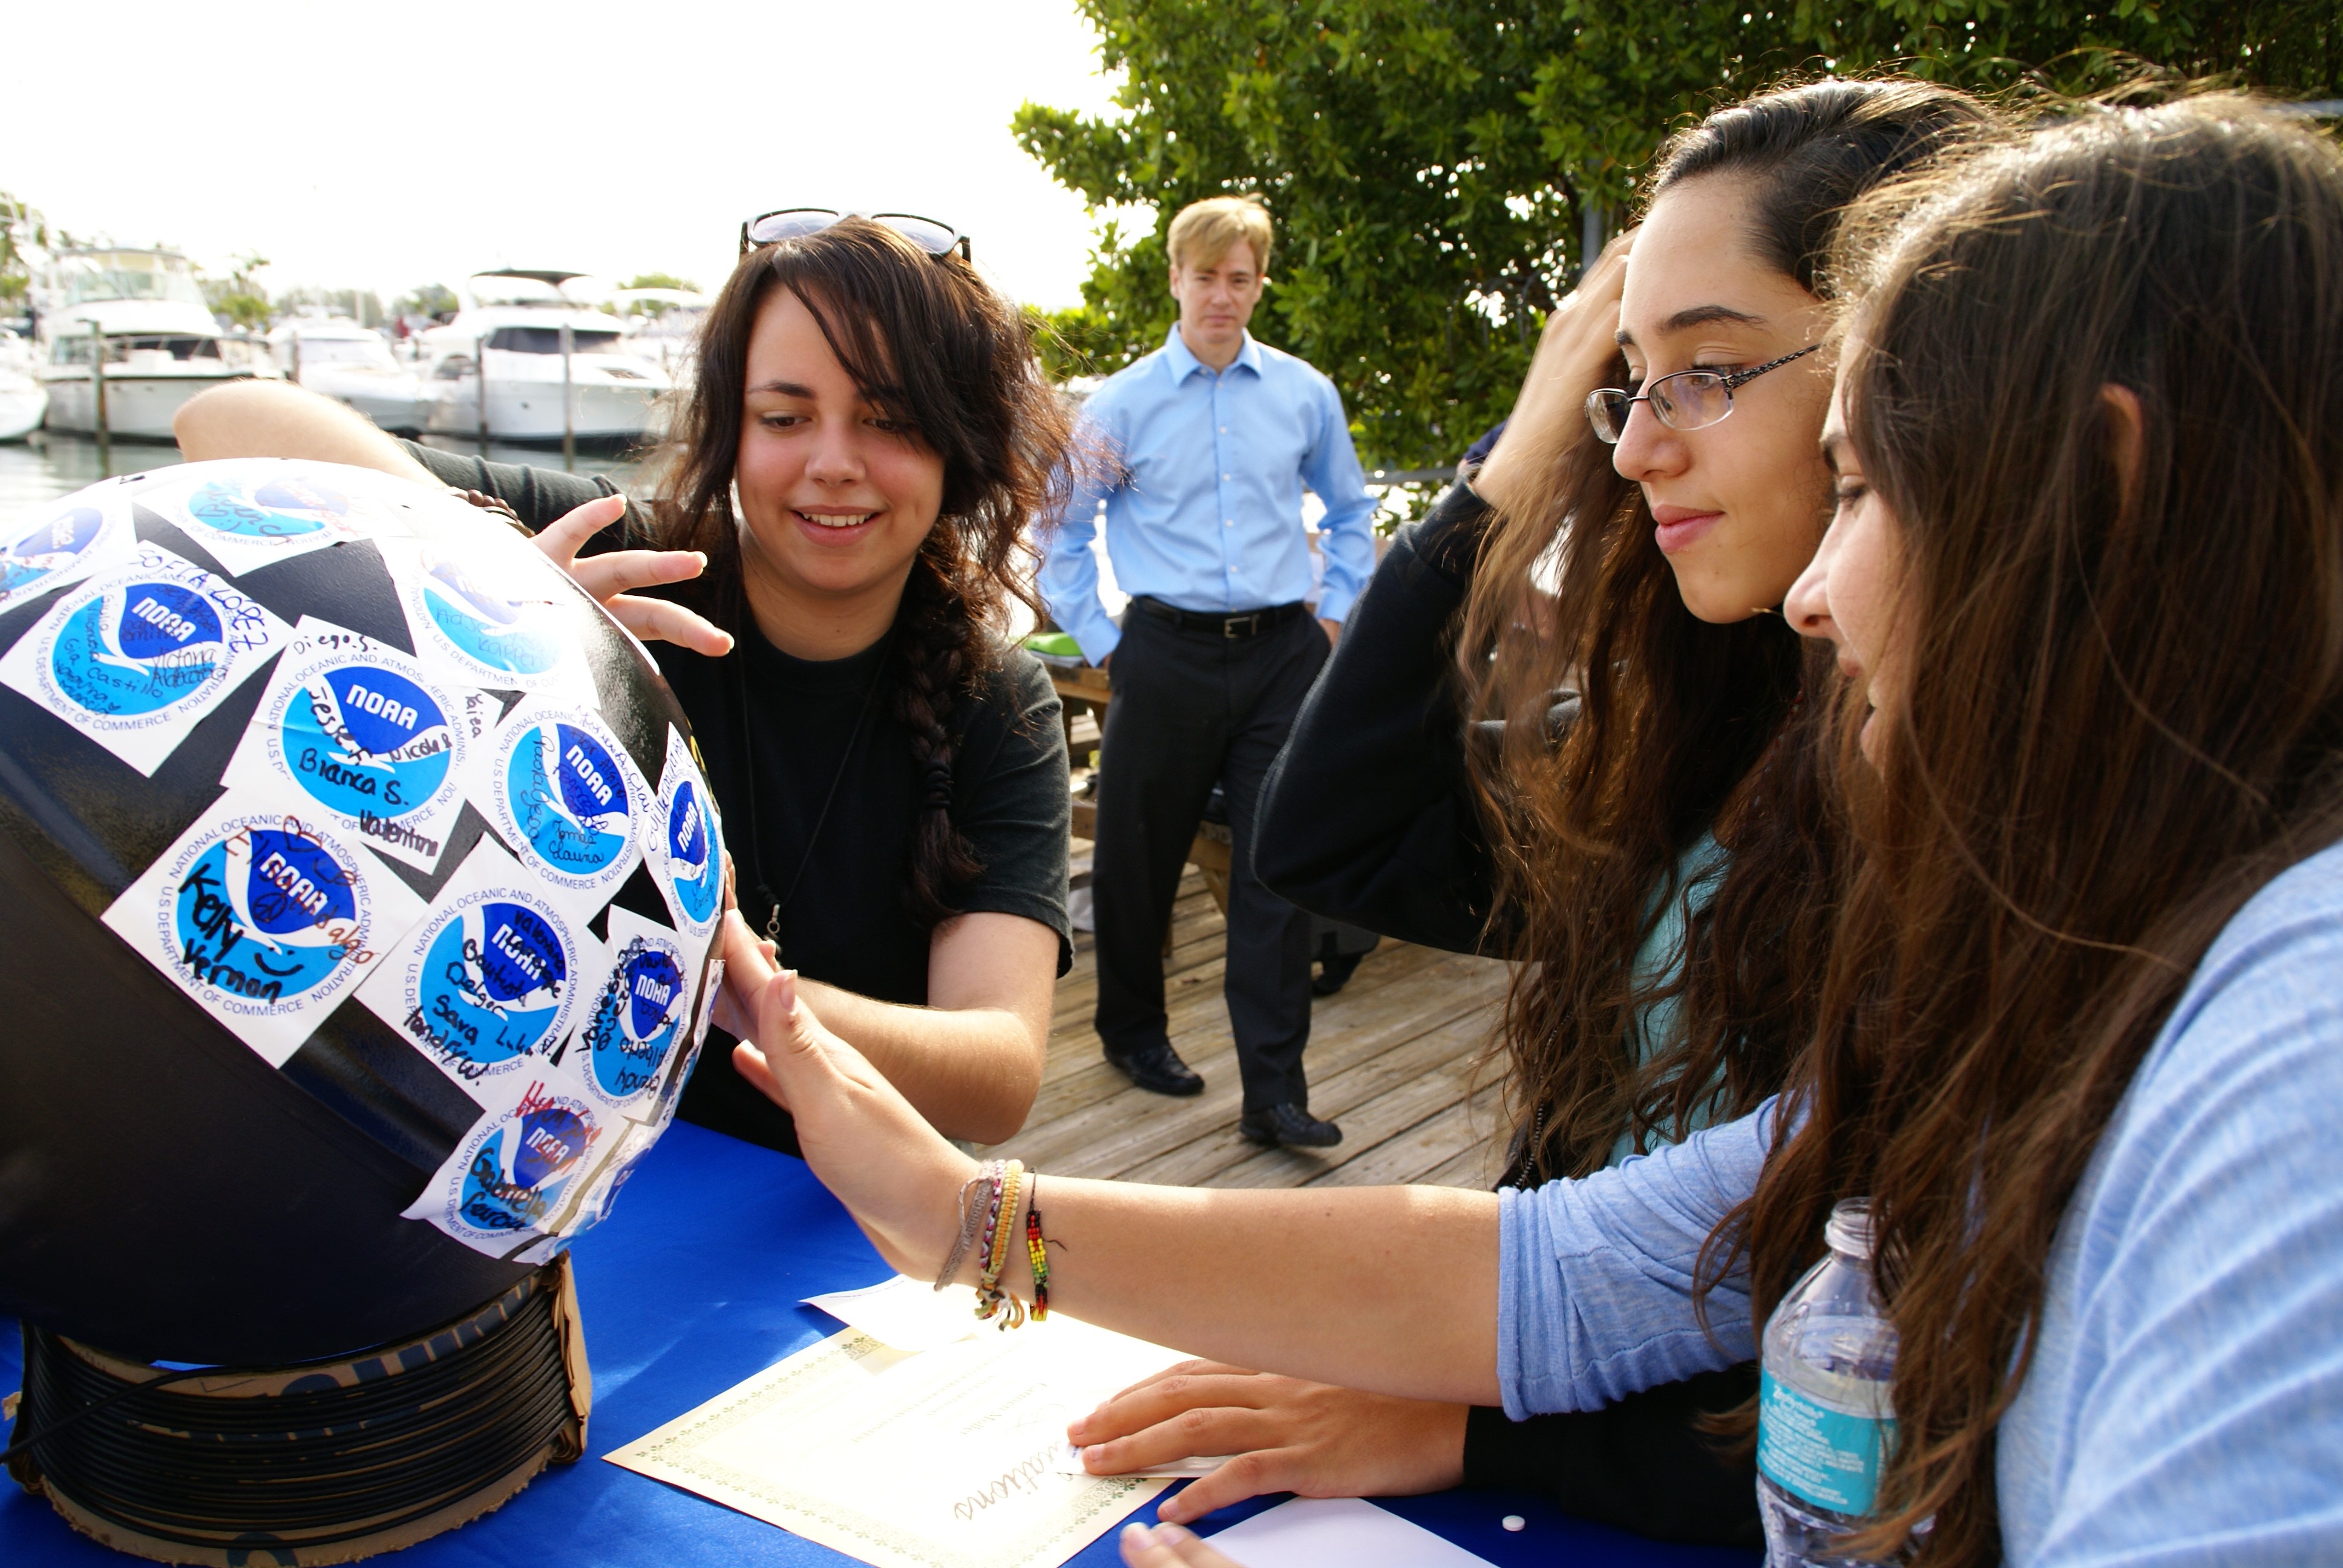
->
xmin=732 ymin=626 xmax=893 ymax=961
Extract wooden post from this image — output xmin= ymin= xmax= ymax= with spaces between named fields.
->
xmin=476 ymin=335 xmax=490 ymax=448
xmin=88 ymin=320 xmax=110 ymax=474
xmin=289 ymin=328 xmax=301 ymax=387
xmin=560 ymin=321 xmax=575 ymax=471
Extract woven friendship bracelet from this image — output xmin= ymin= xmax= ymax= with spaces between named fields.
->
xmin=1024 ymin=1175 xmax=1050 ymax=1321
xmin=976 ymin=1161 xmax=1027 ymax=1328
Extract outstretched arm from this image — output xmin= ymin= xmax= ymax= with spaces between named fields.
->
xmin=718 ymin=912 xmax=1504 ymax=1406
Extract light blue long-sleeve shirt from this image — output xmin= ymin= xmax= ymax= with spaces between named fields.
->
xmin=1038 ymin=326 xmax=1379 ymax=664
xmin=1499 ymin=835 xmax=2343 ymax=1563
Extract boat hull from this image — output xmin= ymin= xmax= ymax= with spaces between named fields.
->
xmin=0 ymin=377 xmax=44 ymax=442
xmin=425 ymin=378 xmax=665 ymax=443
xmin=41 ymin=370 xmax=255 ymax=440
xmin=301 ymin=367 xmax=432 ymax=436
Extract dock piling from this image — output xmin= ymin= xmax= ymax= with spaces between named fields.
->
xmin=88 ymin=321 xmax=110 ymax=475
xmin=560 ymin=322 xmax=574 ymax=472
xmin=476 ymin=335 xmax=490 ymax=448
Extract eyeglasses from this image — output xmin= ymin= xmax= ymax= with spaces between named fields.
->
xmin=739 ymin=208 xmax=971 ymax=261
xmin=1584 ymin=344 xmax=1821 ymax=444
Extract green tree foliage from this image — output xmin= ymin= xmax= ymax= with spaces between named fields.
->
xmin=1016 ymin=0 xmax=2339 ymax=467
xmin=394 ymin=283 xmax=460 ymax=321
xmin=617 ymin=271 xmax=701 ymax=293
xmin=202 ymin=251 xmax=274 ymax=332
xmin=0 ymin=192 xmax=47 ymax=307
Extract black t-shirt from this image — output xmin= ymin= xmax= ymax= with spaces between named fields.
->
xmin=400 ymin=441 xmax=1072 ymax=1151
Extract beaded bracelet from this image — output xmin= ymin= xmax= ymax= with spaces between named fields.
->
xmin=936 ymin=1161 xmax=1000 ymax=1292
xmin=1023 ymin=1175 xmax=1050 ymax=1321
xmin=975 ymin=1161 xmax=1027 ymax=1328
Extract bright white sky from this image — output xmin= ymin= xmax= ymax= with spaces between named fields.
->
xmin=8 ymin=0 xmax=1141 ymax=312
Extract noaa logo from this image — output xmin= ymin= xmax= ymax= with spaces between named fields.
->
xmin=185 ymin=477 xmax=347 ymax=540
xmin=0 ymin=506 xmax=110 ymax=605
xmin=417 ymin=554 xmax=566 ymax=679
xmin=284 ymin=664 xmax=454 ymax=821
xmin=458 ymin=1082 xmax=597 ymax=1235
xmin=174 ymin=825 xmax=364 ymax=1007
xmin=582 ymin=939 xmax=687 ymax=1103
xmin=410 ymin=900 xmax=572 ymax=1077
xmin=499 ymin=716 xmax=637 ymax=888
xmin=664 ymin=779 xmax=721 ymax=927
xmin=50 ymin=580 xmax=225 ymax=717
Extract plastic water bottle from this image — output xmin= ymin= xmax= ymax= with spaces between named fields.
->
xmin=1755 ymin=1198 xmax=1907 ymax=1566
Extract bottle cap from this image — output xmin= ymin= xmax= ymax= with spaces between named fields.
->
xmin=1825 ymin=1197 xmax=1876 ymax=1260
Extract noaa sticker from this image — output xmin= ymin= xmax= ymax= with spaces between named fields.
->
xmin=223 ymin=618 xmax=493 ymax=870
xmin=643 ymin=725 xmax=723 ymax=941
xmin=0 ymin=492 xmax=132 ymax=611
xmin=388 ymin=537 xmax=590 ymax=693
xmin=403 ymin=1072 xmax=606 ymax=1258
xmin=146 ymin=460 xmax=373 ymax=575
xmin=573 ymin=907 xmax=694 ymax=1111
xmin=0 ymin=543 xmax=292 ymax=775
xmin=482 ymin=699 xmax=649 ymax=906
xmin=101 ymin=793 xmax=425 ymax=1067
xmin=357 ymin=838 xmax=583 ymax=1087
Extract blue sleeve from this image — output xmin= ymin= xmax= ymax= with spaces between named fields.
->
xmin=1498 ymin=1099 xmax=1778 ymax=1419
xmin=2005 ymin=852 xmax=2343 ymax=1565
xmin=1300 ymin=378 xmax=1377 ymax=628
xmin=1037 ymin=410 xmax=1124 ymax=664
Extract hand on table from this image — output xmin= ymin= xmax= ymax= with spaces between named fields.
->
xmin=533 ymin=494 xmax=736 ymax=657
xmin=1070 ymin=1362 xmax=1467 ymax=1524
xmin=719 ymin=912 xmax=975 ymax=1279
xmin=1121 ymin=1522 xmax=1242 ymax=1567
xmin=1473 ymin=229 xmax=1636 ymax=518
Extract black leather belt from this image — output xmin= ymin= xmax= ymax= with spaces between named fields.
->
xmin=1131 ymin=597 xmax=1308 ymax=639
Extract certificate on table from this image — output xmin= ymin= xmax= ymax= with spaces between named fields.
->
xmin=606 ymin=1296 xmax=1183 ymax=1568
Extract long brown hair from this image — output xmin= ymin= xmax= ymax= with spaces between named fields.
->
xmin=647 ymin=220 xmax=1073 ymax=923
xmin=1724 ymin=99 xmax=2343 ymax=1563
xmin=1461 ymin=79 xmax=1991 ymax=1180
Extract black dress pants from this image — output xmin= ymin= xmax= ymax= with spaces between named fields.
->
xmin=1093 ymin=604 xmax=1330 ymax=1110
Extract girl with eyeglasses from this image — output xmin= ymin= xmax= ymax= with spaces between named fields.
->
xmin=176 ymin=215 xmax=1076 ymax=1153
xmin=1034 ymin=80 xmax=1987 ymax=1547
xmin=726 ymin=94 xmax=2343 ymax=1568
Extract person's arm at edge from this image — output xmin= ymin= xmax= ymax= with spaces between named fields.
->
xmin=1302 ymin=374 xmax=1377 ymax=634
xmin=175 ymin=378 xmax=439 ymax=485
xmin=1039 ymin=413 xmax=1124 ymax=666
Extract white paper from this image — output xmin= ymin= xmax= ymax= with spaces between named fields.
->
xmin=384 ymin=532 xmax=597 ymax=694
xmin=606 ymin=1314 xmax=1187 ymax=1568
xmin=565 ymin=905 xmax=696 ymax=1114
xmin=137 ymin=459 xmax=382 ymax=575
xmin=1052 ymin=1442 xmax=1231 ymax=1481
xmin=0 ymin=542 xmax=292 ymax=775
xmin=100 ymin=791 xmax=427 ymax=1067
xmin=401 ymin=1066 xmax=609 ymax=1258
xmin=1201 ymin=1497 xmax=1499 ymax=1568
xmin=355 ymin=837 xmax=587 ymax=1087
xmin=220 ymin=617 xmax=494 ymax=871
xmin=477 ymin=696 xmax=651 ymax=910
xmin=803 ymin=1275 xmax=984 ymax=1354
xmin=0 ymin=483 xmax=138 ymax=612
xmin=641 ymin=725 xmax=724 ymax=942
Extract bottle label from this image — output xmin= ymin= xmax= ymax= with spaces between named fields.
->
xmin=1758 ymin=1369 xmax=1893 ymax=1517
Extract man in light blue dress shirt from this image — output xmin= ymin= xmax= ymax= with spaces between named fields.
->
xmin=1040 ymin=196 xmax=1377 ymax=1147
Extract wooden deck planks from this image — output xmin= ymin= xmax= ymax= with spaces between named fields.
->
xmin=978 ymin=864 xmax=1515 ymax=1194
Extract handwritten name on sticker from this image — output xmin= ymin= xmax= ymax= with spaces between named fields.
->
xmin=221 ymin=618 xmax=485 ymax=871
xmin=402 ymin=1070 xmax=605 ymax=1258
xmin=0 ymin=492 xmax=131 ymax=611
xmin=101 ymin=798 xmax=425 ymax=1068
xmin=482 ymin=701 xmax=649 ymax=904
xmin=643 ymin=725 xmax=723 ymax=940
xmin=141 ymin=460 xmax=382 ymax=575
xmin=576 ymin=907 xmax=694 ymax=1111
xmin=356 ymin=840 xmax=583 ymax=1089
xmin=386 ymin=536 xmax=590 ymax=693
xmin=0 ymin=544 xmax=292 ymax=776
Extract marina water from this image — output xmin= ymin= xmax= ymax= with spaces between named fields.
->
xmin=1756 ymin=1198 xmax=1916 ymax=1566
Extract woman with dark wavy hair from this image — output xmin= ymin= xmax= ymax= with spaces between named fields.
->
xmin=723 ymin=94 xmax=2343 ymax=1568
xmin=176 ymin=216 xmax=1077 ymax=1151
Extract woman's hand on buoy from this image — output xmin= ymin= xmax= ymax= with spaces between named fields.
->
xmin=719 ymin=912 xmax=974 ymax=1278
xmin=534 ymin=494 xmax=735 ymax=657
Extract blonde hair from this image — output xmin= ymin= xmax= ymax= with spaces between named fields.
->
xmin=1166 ymin=195 xmax=1273 ymax=274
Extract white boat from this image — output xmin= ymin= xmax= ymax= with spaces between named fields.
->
xmin=421 ymin=271 xmax=671 ymax=445
xmin=34 ymin=249 xmax=277 ymax=440
xmin=269 ymin=316 xmax=431 ymax=434
xmin=0 ymin=329 xmax=44 ymax=441
xmin=609 ymin=287 xmax=709 ymax=381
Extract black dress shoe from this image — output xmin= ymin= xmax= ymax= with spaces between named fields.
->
xmin=1312 ymin=948 xmax=1365 ymax=996
xmin=1104 ymin=1041 xmax=1205 ymax=1097
xmin=1238 ymin=1103 xmax=1343 ymax=1148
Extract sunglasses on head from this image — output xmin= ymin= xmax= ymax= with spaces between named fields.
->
xmin=739 ymin=209 xmax=970 ymax=260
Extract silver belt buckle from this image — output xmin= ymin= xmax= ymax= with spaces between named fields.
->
xmin=1224 ymin=612 xmax=1258 ymax=639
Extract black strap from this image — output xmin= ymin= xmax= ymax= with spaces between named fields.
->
xmin=1130 ymin=597 xmax=1308 ymax=638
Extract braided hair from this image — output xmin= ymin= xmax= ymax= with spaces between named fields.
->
xmin=646 ymin=218 xmax=1074 ymax=924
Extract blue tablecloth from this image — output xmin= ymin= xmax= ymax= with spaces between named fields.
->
xmin=1 ymin=1122 xmax=1755 ymax=1568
